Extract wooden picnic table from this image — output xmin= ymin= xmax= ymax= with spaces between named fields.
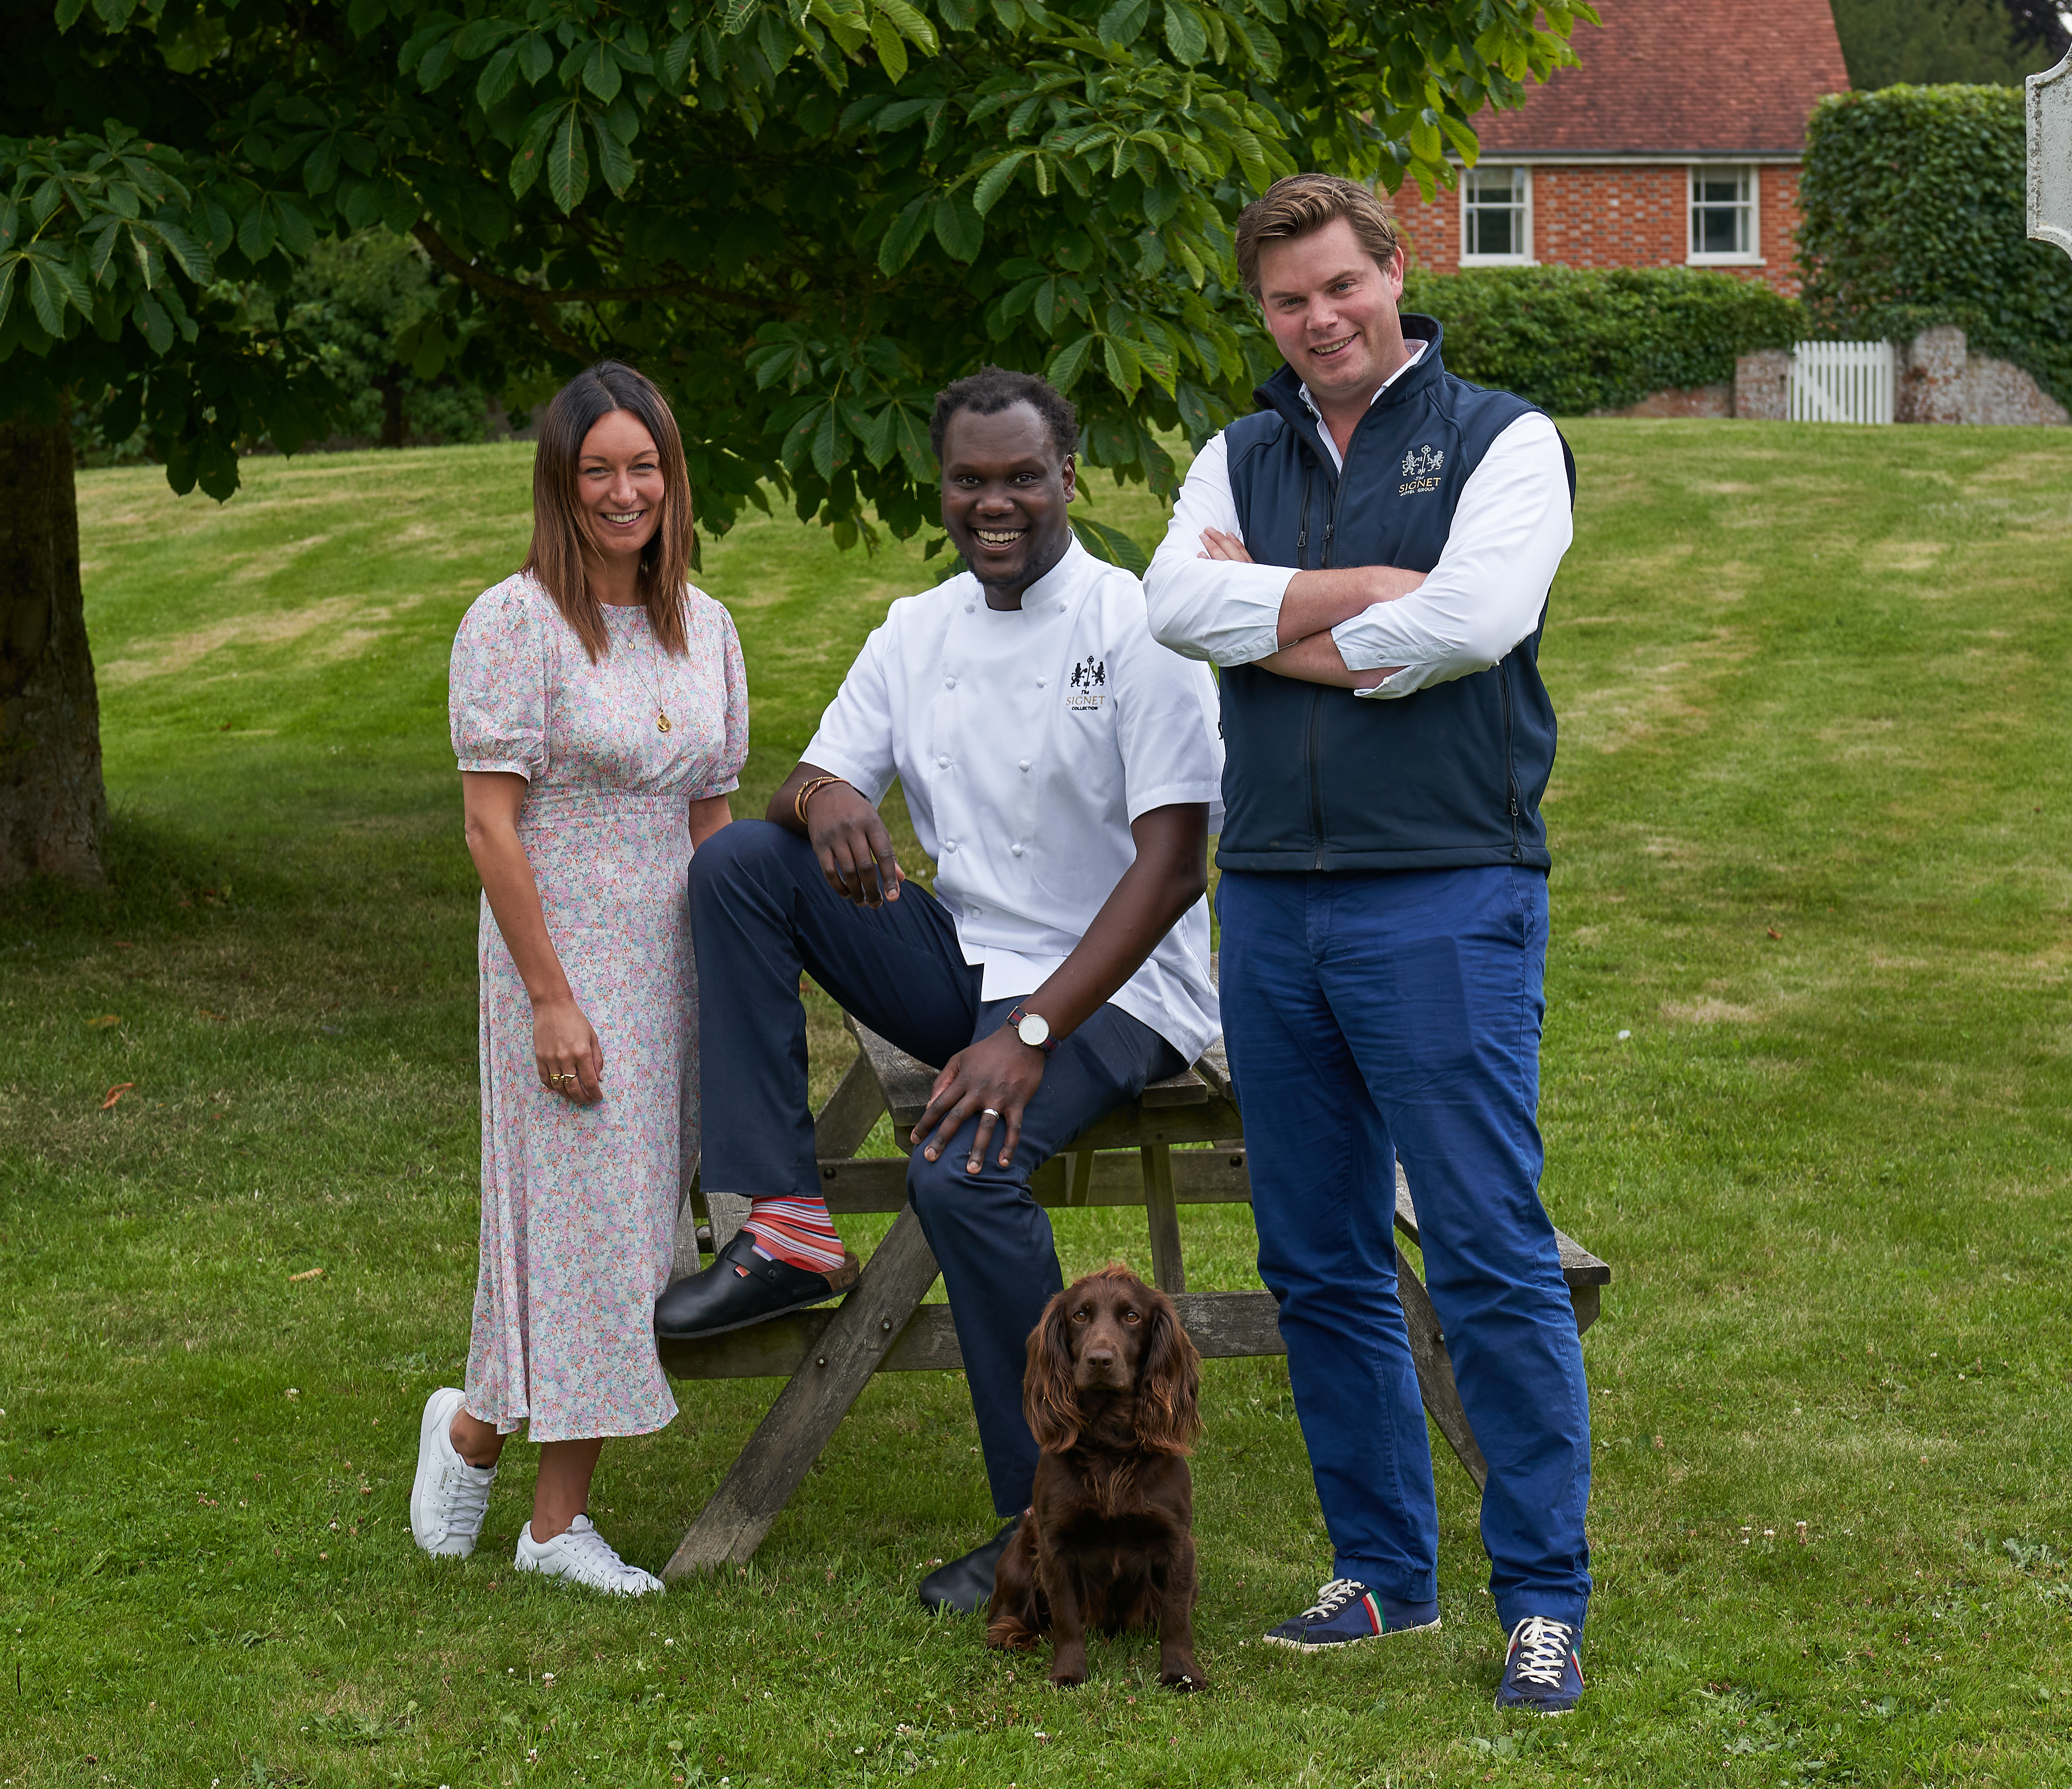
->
xmin=657 ymin=1019 xmax=1610 ymax=1580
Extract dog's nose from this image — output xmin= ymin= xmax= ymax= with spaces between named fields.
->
xmin=1084 ymin=1345 xmax=1116 ymax=1368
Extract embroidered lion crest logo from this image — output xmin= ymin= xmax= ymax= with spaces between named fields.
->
xmin=1399 ymin=445 xmax=1445 ymax=479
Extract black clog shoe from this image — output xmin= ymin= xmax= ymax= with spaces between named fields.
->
xmin=653 ymin=1230 xmax=859 ymax=1340
xmin=918 ymin=1514 xmax=1024 ymax=1616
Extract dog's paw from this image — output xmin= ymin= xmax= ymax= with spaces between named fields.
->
xmin=1160 ymin=1664 xmax=1207 ymax=1693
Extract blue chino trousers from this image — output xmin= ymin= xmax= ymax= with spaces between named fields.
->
xmin=1219 ymin=865 xmax=1591 ymax=1635
xmin=689 ymin=821 xmax=1184 ymax=1516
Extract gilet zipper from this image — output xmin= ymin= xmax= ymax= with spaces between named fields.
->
xmin=1500 ymin=659 xmax=1522 ymax=861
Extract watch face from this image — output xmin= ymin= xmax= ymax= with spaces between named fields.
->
xmin=1017 ymin=1011 xmax=1051 ymax=1048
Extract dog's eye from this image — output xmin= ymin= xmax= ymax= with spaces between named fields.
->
xmin=1122 ymin=1310 xmax=1141 ymax=1323
xmin=1070 ymin=1309 xmax=1091 ymax=1323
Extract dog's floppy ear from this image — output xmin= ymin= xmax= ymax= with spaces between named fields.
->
xmin=1022 ymin=1288 xmax=1083 ymax=1454
xmin=1135 ymin=1285 xmax=1203 ymax=1456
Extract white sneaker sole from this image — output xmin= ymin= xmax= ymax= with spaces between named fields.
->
xmin=513 ymin=1551 xmax=665 ymax=1597
xmin=410 ymin=1387 xmax=480 ymax=1558
xmin=1260 ymin=1616 xmax=1441 ymax=1654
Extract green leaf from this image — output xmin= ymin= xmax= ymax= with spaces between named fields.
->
xmin=810 ymin=401 xmax=843 ymax=479
xmin=1163 ymin=0 xmax=1206 ymax=64
xmin=518 ymin=33 xmax=554 ymax=82
xmin=1070 ymin=515 xmax=1150 ymax=576
xmin=152 ymin=221 xmax=211 ymax=283
xmin=548 ymin=107 xmax=591 ymax=212
xmin=592 ymin=114 xmax=636 ymax=198
xmin=579 ymin=39 xmax=623 ymax=101
xmin=972 ymin=150 xmax=1031 ymax=215
xmin=933 ymin=192 xmax=982 ymax=261
xmin=721 ymin=0 xmax=760 ymax=35
xmin=1097 ymin=0 xmax=1148 ymax=42
xmin=876 ymin=194 xmax=930 ymax=274
xmin=874 ymin=0 xmax=940 ymax=54
xmin=869 ymin=11 xmax=909 ymax=82
xmin=452 ymin=18 xmax=511 ymax=58
xmin=1045 ymin=330 xmax=1094 ymax=392
xmin=478 ymin=45 xmax=521 ymax=109
xmin=891 ymin=404 xmax=933 ymax=482
xmin=661 ymin=28 xmax=697 ymax=90
xmin=132 ymin=292 xmax=172 ymax=354
xmin=237 ymin=200 xmax=278 ymax=262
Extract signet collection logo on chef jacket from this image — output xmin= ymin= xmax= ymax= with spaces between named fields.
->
xmin=1398 ymin=444 xmax=1445 ymax=496
xmin=1066 ymin=656 xmax=1107 ymax=711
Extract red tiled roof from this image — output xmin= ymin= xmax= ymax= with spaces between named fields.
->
xmin=1472 ymin=0 xmax=1852 ymax=157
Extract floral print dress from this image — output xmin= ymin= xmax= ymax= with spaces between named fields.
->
xmin=449 ymin=573 xmax=749 ymax=1442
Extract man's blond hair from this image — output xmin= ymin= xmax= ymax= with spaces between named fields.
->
xmin=1233 ymin=173 xmax=1400 ymax=301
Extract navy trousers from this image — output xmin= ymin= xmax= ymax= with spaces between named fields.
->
xmin=689 ymin=820 xmax=1183 ymax=1516
xmin=1219 ymin=865 xmax=1591 ymax=1635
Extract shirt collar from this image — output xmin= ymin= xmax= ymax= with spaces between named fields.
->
xmin=1297 ymin=336 xmax=1429 ymax=425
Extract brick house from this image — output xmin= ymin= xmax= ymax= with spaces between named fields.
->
xmin=1393 ymin=0 xmax=1850 ymax=296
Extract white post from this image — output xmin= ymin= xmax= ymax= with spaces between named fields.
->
xmin=2029 ymin=49 xmax=2072 ymax=260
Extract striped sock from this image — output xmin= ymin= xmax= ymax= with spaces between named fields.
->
xmin=742 ymin=1196 xmax=845 ymax=1275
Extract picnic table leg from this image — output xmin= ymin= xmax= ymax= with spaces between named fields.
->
xmin=661 ymin=1203 xmax=943 ymax=1578
xmin=1140 ymin=1143 xmax=1185 ymax=1294
xmin=1395 ymin=1260 xmax=1489 ymax=1493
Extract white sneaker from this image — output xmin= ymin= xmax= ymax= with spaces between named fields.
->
xmin=514 ymin=1514 xmax=666 ymax=1597
xmin=409 ymin=1387 xmax=496 ymax=1558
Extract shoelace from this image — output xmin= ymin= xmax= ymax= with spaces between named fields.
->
xmin=552 ymin=1521 xmax=645 ymax=1585
xmin=435 ymin=1459 xmax=493 ymax=1541
xmin=1508 ymin=1617 xmax=1576 ymax=1689
xmin=1298 ymin=1577 xmax=1368 ymax=1621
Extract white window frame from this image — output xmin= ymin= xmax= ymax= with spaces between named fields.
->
xmin=1687 ymin=164 xmax=1763 ymax=265
xmin=1458 ymin=164 xmax=1533 ymax=267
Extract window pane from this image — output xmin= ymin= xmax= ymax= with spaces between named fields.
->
xmin=1470 ymin=206 xmax=1515 ymax=256
xmin=1697 ymin=175 xmax=1741 ymax=206
xmin=1697 ymin=206 xmax=1741 ymax=254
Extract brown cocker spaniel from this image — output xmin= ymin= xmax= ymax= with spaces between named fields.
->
xmin=986 ymin=1263 xmax=1205 ymax=1690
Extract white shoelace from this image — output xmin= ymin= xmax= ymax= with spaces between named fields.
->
xmin=542 ymin=1518 xmax=649 ymax=1588
xmin=1508 ymin=1616 xmax=1576 ymax=1689
xmin=432 ymin=1458 xmax=493 ymax=1543
xmin=1299 ymin=1577 xmax=1368 ymax=1621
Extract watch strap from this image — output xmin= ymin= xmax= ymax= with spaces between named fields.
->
xmin=1007 ymin=1004 xmax=1058 ymax=1056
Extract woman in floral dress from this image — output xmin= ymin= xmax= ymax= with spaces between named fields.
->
xmin=410 ymin=362 xmax=748 ymax=1595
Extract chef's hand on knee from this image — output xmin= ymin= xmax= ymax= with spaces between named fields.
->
xmin=806 ymin=785 xmax=907 ymax=908
xmin=914 ymin=1028 xmax=1043 ymax=1172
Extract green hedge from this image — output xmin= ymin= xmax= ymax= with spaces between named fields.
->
xmin=1798 ymin=85 xmax=2072 ymax=405
xmin=1401 ymin=266 xmax=1804 ymax=415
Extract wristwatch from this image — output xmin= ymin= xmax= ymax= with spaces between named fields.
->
xmin=1007 ymin=1004 xmax=1057 ymax=1056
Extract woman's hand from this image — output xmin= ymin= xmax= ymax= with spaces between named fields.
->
xmin=533 ymin=994 xmax=604 ymax=1103
xmin=912 ymin=1026 xmax=1044 ymax=1173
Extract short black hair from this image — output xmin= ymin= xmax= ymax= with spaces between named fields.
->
xmin=928 ymin=365 xmax=1078 ymax=467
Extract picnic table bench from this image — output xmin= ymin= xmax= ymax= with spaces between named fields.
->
xmin=657 ymin=1018 xmax=1610 ymax=1581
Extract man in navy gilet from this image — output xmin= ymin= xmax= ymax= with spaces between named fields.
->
xmin=1145 ymin=173 xmax=1590 ymax=1715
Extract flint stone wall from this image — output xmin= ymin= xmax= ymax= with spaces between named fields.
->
xmin=1725 ymin=331 xmax=2066 ymax=424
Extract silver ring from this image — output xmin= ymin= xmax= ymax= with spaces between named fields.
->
xmin=981 ymin=1108 xmax=1001 ymax=1119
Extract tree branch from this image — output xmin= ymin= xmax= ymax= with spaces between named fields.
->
xmin=412 ymin=221 xmax=790 ymax=322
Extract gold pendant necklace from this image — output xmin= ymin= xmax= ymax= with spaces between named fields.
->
xmin=634 ymin=615 xmax=673 ymax=734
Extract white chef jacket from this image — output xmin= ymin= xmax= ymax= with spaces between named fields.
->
xmin=1144 ymin=357 xmax=1572 ymax=699
xmin=803 ymin=537 xmax=1225 ymax=1063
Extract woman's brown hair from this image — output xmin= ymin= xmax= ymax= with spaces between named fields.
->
xmin=522 ymin=361 xmax=694 ymax=662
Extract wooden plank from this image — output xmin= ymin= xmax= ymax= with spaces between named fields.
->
xmin=849 ymin=1020 xmax=940 ymax=1134
xmin=1191 ymin=1040 xmax=1233 ymax=1103
xmin=1067 ymin=1097 xmax=1245 ymax=1152
xmin=810 ymin=1146 xmax=1252 ymax=1215
xmin=1140 ymin=1067 xmax=1210 ymax=1109
xmin=662 ymin=1205 xmax=944 ymax=1576
xmin=1396 ymin=1258 xmax=1489 ymax=1492
xmin=1141 ymin=1144 xmax=1185 ymax=1294
xmin=662 ymin=1290 xmax=1286 ymax=1381
xmin=814 ymin=1049 xmax=888 ymax=1159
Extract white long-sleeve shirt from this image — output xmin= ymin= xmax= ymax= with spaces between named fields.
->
xmin=1144 ymin=391 xmax=1573 ymax=699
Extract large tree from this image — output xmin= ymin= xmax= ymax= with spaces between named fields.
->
xmin=0 ymin=0 xmax=1588 ymax=883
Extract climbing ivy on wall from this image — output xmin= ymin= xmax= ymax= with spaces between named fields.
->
xmin=1798 ymin=84 xmax=2072 ymax=405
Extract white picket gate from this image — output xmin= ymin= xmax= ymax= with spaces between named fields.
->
xmin=1788 ymin=340 xmax=1895 ymax=424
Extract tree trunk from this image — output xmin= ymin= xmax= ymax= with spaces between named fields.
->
xmin=0 ymin=418 xmax=106 ymax=883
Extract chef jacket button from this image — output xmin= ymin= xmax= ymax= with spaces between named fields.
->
xmin=1036 ymin=675 xmax=1048 ymax=687
xmin=964 ymin=602 xmax=974 ymax=614
xmin=1018 ymin=759 xmax=1031 ymax=772
xmin=936 ymin=754 xmax=950 ymax=768
xmin=944 ymin=839 xmax=958 ymax=852
xmin=944 ymin=676 xmax=956 ymax=689
xmin=1010 ymin=843 xmax=1024 ymax=857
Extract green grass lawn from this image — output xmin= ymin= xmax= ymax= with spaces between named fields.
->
xmin=4 ymin=421 xmax=2072 ymax=1788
